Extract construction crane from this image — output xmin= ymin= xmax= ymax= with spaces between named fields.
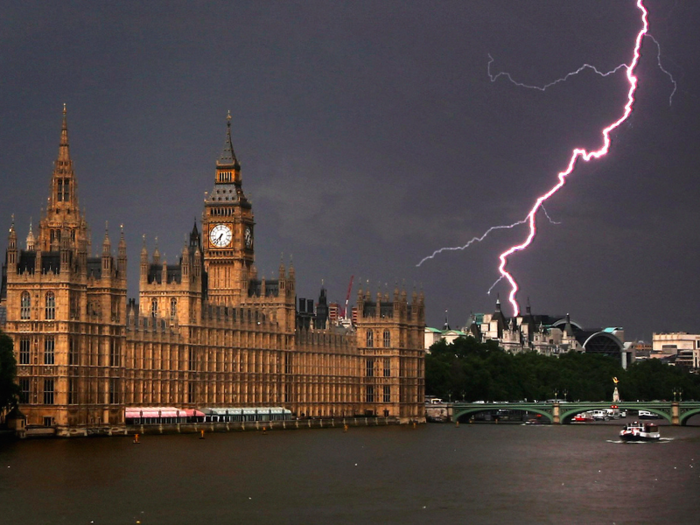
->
xmin=343 ymin=275 xmax=354 ymax=319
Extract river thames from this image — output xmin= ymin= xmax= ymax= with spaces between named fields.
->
xmin=1 ymin=422 xmax=699 ymax=524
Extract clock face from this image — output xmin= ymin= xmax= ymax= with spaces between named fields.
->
xmin=210 ymin=224 xmax=232 ymax=248
xmin=244 ymin=226 xmax=253 ymax=248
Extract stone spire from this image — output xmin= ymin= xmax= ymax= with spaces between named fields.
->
xmin=26 ymin=218 xmax=35 ymax=251
xmin=58 ymin=103 xmax=70 ymax=162
xmin=117 ymin=224 xmax=127 ymax=277
xmin=102 ymin=222 xmax=111 ymax=255
xmin=152 ymin=237 xmax=160 ymax=266
xmin=39 ymin=105 xmax=86 ymax=251
xmin=189 ymin=218 xmax=201 ymax=251
xmin=51 ymin=103 xmax=78 ymax=209
xmin=217 ymin=110 xmax=240 ymax=170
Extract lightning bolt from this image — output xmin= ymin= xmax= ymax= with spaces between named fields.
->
xmin=418 ymin=0 xmax=678 ymax=317
xmin=496 ymin=0 xmax=650 ymax=316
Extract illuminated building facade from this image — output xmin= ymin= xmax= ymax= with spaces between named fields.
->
xmin=0 ymin=108 xmax=425 ymax=435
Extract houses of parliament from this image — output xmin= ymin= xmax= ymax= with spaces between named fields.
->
xmin=0 ymin=108 xmax=426 ymax=435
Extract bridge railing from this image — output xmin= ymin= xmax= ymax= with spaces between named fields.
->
xmin=445 ymin=401 xmax=700 ymax=426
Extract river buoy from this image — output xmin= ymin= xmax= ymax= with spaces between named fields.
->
xmin=343 ymin=424 xmax=348 ymax=433
xmin=133 ymin=433 xmax=140 ymax=444
xmin=200 ymin=429 xmax=205 ymax=439
xmin=455 ymin=421 xmax=459 ymax=427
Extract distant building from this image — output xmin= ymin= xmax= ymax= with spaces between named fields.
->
xmin=427 ymin=299 xmax=632 ymax=367
xmin=652 ymin=332 xmax=700 ymax=369
xmin=631 ymin=341 xmax=652 ymax=360
xmin=423 ymin=328 xmax=466 ymax=351
xmin=424 ymin=327 xmax=443 ymax=349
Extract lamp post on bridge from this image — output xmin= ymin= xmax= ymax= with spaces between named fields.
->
xmin=673 ymin=388 xmax=683 ymax=402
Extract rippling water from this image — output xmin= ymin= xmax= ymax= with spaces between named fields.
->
xmin=1 ymin=423 xmax=699 ymax=524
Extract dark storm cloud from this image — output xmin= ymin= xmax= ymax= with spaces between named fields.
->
xmin=1 ymin=1 xmax=699 ymax=340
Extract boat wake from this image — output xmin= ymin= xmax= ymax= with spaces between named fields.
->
xmin=606 ymin=438 xmax=673 ymax=445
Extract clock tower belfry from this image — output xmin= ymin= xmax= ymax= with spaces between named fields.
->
xmin=202 ymin=112 xmax=255 ymax=305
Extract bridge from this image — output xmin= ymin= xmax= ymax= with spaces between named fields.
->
xmin=442 ymin=401 xmax=700 ymax=426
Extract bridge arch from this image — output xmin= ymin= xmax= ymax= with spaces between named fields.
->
xmin=680 ymin=408 xmax=700 ymax=426
xmin=560 ymin=403 xmax=672 ymax=424
xmin=453 ymin=406 xmax=553 ymax=424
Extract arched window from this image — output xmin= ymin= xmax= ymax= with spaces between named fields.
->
xmin=21 ymin=292 xmax=31 ymax=320
xmin=366 ymin=329 xmax=374 ymax=348
xmin=45 ymin=292 xmax=56 ymax=320
xmin=151 ymin=299 xmax=158 ymax=318
xmin=170 ymin=298 xmax=177 ymax=320
xmin=44 ymin=336 xmax=55 ymax=365
xmin=383 ymin=329 xmax=391 ymax=348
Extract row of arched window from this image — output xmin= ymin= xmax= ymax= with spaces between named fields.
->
xmin=18 ymin=336 xmax=54 ymax=365
xmin=366 ymin=329 xmax=391 ymax=348
xmin=20 ymin=292 xmax=55 ymax=320
xmin=151 ymin=298 xmax=178 ymax=320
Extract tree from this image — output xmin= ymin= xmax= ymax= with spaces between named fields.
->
xmin=0 ymin=330 xmax=19 ymax=419
xmin=424 ymin=335 xmax=700 ymax=402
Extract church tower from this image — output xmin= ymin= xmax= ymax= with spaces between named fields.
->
xmin=202 ymin=112 xmax=255 ymax=305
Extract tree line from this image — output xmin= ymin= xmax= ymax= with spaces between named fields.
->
xmin=426 ymin=336 xmax=700 ymax=402
xmin=0 ymin=330 xmax=19 ymax=422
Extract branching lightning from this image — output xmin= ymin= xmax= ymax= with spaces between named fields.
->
xmin=496 ymin=0 xmax=649 ymax=316
xmin=540 ymin=205 xmax=561 ymax=226
xmin=418 ymin=0 xmax=678 ymax=316
xmin=646 ymin=34 xmax=677 ymax=106
xmin=488 ymin=55 xmax=628 ymax=92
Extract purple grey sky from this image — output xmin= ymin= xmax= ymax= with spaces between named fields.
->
xmin=2 ymin=1 xmax=699 ymax=340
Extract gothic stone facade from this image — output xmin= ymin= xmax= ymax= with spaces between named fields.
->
xmin=0 ymin=109 xmax=425 ymax=434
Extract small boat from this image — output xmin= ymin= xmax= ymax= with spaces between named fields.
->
xmin=619 ymin=421 xmax=660 ymax=442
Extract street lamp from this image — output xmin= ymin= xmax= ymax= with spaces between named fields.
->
xmin=673 ymin=388 xmax=683 ymax=402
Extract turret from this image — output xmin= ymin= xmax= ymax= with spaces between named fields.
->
xmin=101 ymin=224 xmax=112 ymax=274
xmin=356 ymin=280 xmax=364 ymax=313
xmin=7 ymin=216 xmax=17 ymax=273
xmin=278 ymin=256 xmax=286 ymax=281
xmin=564 ymin=313 xmax=575 ymax=337
xmin=26 ymin=218 xmax=35 ymax=251
xmin=181 ymin=241 xmax=190 ymax=280
xmin=140 ymin=235 xmax=148 ymax=284
xmin=118 ymin=225 xmax=127 ymax=279
xmin=161 ymin=255 xmax=168 ymax=285
xmin=152 ymin=238 xmax=160 ymax=266
xmin=193 ymin=245 xmax=201 ymax=278
xmin=189 ymin=219 xmax=200 ymax=251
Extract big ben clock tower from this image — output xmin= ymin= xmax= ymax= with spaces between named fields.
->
xmin=202 ymin=112 xmax=255 ymax=305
